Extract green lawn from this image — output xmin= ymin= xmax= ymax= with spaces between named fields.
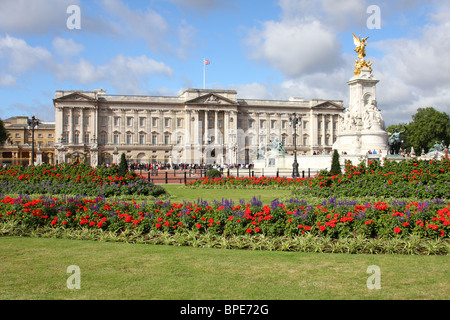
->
xmin=0 ymin=236 xmax=448 ymax=300
xmin=160 ymin=184 xmax=295 ymax=204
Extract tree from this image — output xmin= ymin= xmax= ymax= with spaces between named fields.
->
xmin=0 ymin=119 xmax=8 ymax=145
xmin=406 ymin=107 xmax=450 ymax=153
xmin=330 ymin=149 xmax=341 ymax=175
xmin=118 ymin=153 xmax=128 ymax=177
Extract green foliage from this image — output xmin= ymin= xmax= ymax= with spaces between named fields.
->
xmin=206 ymin=168 xmax=221 ymax=178
xmin=408 ymin=107 xmax=450 ymax=153
xmin=389 ymin=107 xmax=450 ymax=154
xmin=118 ymin=153 xmax=128 ymax=177
xmin=330 ymin=149 xmax=341 ymax=175
xmin=0 ymin=119 xmax=9 ymax=145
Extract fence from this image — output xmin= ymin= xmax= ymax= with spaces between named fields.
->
xmin=138 ymin=167 xmax=321 ymax=184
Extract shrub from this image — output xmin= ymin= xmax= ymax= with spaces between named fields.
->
xmin=330 ymin=149 xmax=341 ymax=175
xmin=206 ymin=169 xmax=221 ymax=178
xmin=118 ymin=153 xmax=128 ymax=177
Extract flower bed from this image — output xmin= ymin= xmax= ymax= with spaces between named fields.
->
xmin=0 ymin=163 xmax=166 ymax=197
xmin=1 ymin=194 xmax=448 ymax=240
xmin=186 ymin=158 xmax=450 ymax=199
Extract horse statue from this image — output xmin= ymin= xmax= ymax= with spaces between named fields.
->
xmin=388 ymin=127 xmax=406 ymax=155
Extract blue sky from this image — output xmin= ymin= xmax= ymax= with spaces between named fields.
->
xmin=0 ymin=0 xmax=449 ymax=126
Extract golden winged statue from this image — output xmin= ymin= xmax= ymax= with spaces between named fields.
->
xmin=353 ymin=33 xmax=373 ymax=75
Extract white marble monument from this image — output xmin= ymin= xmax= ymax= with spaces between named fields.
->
xmin=333 ymin=35 xmax=388 ymax=156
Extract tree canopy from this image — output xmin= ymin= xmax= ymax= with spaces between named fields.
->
xmin=388 ymin=107 xmax=449 ymax=155
xmin=0 ymin=119 xmax=9 ymax=145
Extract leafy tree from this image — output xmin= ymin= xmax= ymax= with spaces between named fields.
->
xmin=118 ymin=153 xmax=128 ymax=177
xmin=387 ymin=108 xmax=449 ymax=154
xmin=0 ymin=119 xmax=9 ymax=145
xmin=407 ymin=107 xmax=450 ymax=153
xmin=330 ymin=149 xmax=341 ymax=175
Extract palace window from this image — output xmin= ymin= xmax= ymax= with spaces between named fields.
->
xmin=139 ymin=135 xmax=145 ymax=145
xmin=126 ymin=134 xmax=132 ymax=144
xmin=114 ymin=134 xmax=119 ymax=145
xmin=74 ymin=133 xmax=79 ymax=144
xmin=152 ymin=135 xmax=157 ymax=145
xmin=127 ymin=117 xmax=132 ymax=127
xmin=114 ymin=117 xmax=120 ymax=127
xmin=139 ymin=118 xmax=145 ymax=127
xmin=84 ymin=133 xmax=89 ymax=144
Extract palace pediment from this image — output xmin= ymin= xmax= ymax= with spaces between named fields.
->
xmin=311 ymin=101 xmax=345 ymax=111
xmin=185 ymin=93 xmax=238 ymax=106
xmin=54 ymin=92 xmax=96 ymax=102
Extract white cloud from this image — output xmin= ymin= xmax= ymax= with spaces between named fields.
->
xmin=0 ymin=34 xmax=52 ymax=76
xmin=245 ymin=19 xmax=343 ymax=77
xmin=0 ymin=0 xmax=80 ymax=34
xmin=52 ymin=37 xmax=84 ymax=57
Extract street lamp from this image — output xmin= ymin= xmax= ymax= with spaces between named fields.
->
xmin=289 ymin=113 xmax=301 ymax=178
xmin=27 ymin=116 xmax=40 ymax=166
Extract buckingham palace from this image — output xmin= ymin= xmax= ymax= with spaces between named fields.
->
xmin=53 ymin=88 xmax=344 ymax=166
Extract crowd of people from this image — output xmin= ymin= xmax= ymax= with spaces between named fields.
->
xmin=127 ymin=162 xmax=255 ymax=172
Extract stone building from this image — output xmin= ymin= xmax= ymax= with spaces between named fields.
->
xmin=0 ymin=116 xmax=56 ymax=166
xmin=53 ymin=88 xmax=344 ymax=166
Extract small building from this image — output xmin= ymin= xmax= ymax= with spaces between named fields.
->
xmin=0 ymin=116 xmax=56 ymax=166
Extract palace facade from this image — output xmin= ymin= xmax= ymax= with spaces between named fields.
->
xmin=0 ymin=116 xmax=55 ymax=166
xmin=53 ymin=88 xmax=344 ymax=166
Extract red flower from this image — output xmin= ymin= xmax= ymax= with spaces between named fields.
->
xmin=195 ymin=224 xmax=201 ymax=229
xmin=255 ymin=227 xmax=260 ymax=233
xmin=156 ymin=223 xmax=162 ymax=228
xmin=394 ymin=227 xmax=401 ymax=234
xmin=319 ymin=225 xmax=326 ymax=232
xmin=246 ymin=228 xmax=252 ymax=233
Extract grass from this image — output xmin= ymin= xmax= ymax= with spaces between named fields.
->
xmin=160 ymin=184 xmax=295 ymax=204
xmin=1 ymin=236 xmax=449 ymax=300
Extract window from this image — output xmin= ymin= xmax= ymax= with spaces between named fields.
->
xmin=333 ymin=122 xmax=337 ymax=130
xmin=281 ymin=136 xmax=286 ymax=145
xmin=100 ymin=134 xmax=106 ymax=145
xmin=260 ymin=120 xmax=265 ymax=129
xmin=74 ymin=117 xmax=79 ymax=125
xmin=152 ymin=135 xmax=157 ymax=145
xmin=303 ymin=121 xmax=307 ymax=129
xmin=152 ymin=118 xmax=157 ymax=127
xmin=84 ymin=133 xmax=89 ymax=144
xmin=84 ymin=117 xmax=89 ymax=125
xmin=177 ymin=135 xmax=182 ymax=144
xmin=218 ymin=120 xmax=223 ymax=128
xmin=139 ymin=118 xmax=145 ymax=127
xmin=37 ymin=133 xmax=43 ymax=138
xmin=114 ymin=134 xmax=119 ymax=145
xmin=126 ymin=134 xmax=132 ymax=144
xmin=101 ymin=117 xmax=107 ymax=126
xmin=165 ymin=118 xmax=170 ymax=127
xmin=177 ymin=119 xmax=182 ymax=127
xmin=237 ymin=120 xmax=242 ymax=129
xmin=318 ymin=121 xmax=322 ymax=130
xmin=325 ymin=122 xmax=329 ymax=130
xmin=164 ymin=135 xmax=170 ymax=145
xmin=48 ymin=133 xmax=53 ymax=138
xmin=127 ymin=117 xmax=132 ymax=127
xmin=325 ymin=137 xmax=329 ymax=146
xmin=318 ymin=136 xmax=322 ymax=146
xmin=303 ymin=136 xmax=307 ymax=146
xmin=64 ymin=116 xmax=69 ymax=125
xmin=114 ymin=117 xmax=120 ymax=127
xmin=15 ymin=133 xmax=20 ymax=138
xmin=248 ymin=120 xmax=253 ymax=128
xmin=139 ymin=135 xmax=145 ymax=145
xmin=282 ymin=121 xmax=287 ymax=129
xmin=74 ymin=133 xmax=79 ymax=144
xmin=271 ymin=120 xmax=276 ymax=129
xmin=208 ymin=119 xmax=213 ymax=128
xmin=63 ymin=133 xmax=69 ymax=144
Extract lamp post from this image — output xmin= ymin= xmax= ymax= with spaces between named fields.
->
xmin=289 ymin=113 xmax=301 ymax=178
xmin=27 ymin=116 xmax=40 ymax=166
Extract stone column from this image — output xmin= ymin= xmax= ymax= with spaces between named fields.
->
xmin=68 ymin=108 xmax=74 ymax=144
xmin=204 ymin=110 xmax=208 ymax=144
xmin=214 ymin=111 xmax=218 ymax=145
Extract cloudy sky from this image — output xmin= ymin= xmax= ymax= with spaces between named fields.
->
xmin=0 ymin=0 xmax=449 ymax=126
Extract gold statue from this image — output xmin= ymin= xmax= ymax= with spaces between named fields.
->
xmin=353 ymin=33 xmax=373 ymax=75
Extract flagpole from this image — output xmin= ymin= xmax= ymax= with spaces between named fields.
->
xmin=203 ymin=58 xmax=206 ymax=89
